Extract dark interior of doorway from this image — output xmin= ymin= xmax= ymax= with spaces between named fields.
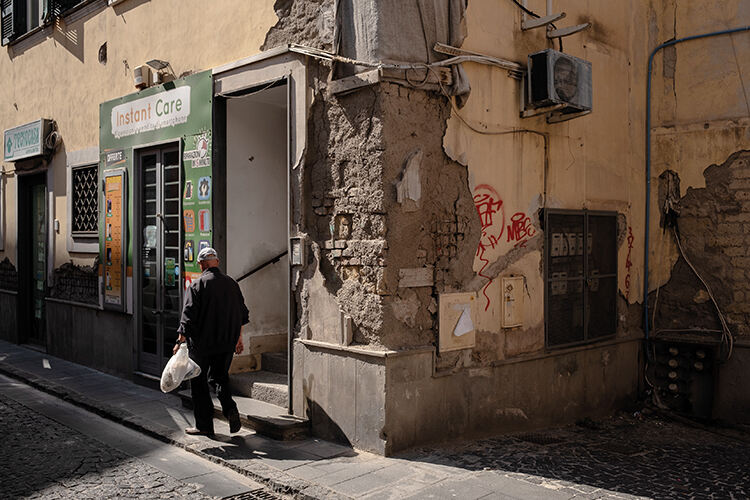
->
xmin=17 ymin=172 xmax=47 ymax=349
xmin=215 ymin=78 xmax=291 ymax=412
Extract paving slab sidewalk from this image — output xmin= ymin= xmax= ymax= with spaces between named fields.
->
xmin=0 ymin=340 xmax=638 ymax=500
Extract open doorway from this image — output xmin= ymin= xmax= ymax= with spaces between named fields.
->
xmin=17 ymin=172 xmax=48 ymax=349
xmin=223 ymin=81 xmax=290 ymax=409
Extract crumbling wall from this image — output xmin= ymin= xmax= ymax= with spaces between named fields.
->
xmin=300 ymin=77 xmax=389 ymax=346
xmin=378 ymin=83 xmax=481 ymax=350
xmin=651 ymin=151 xmax=750 ymax=338
xmin=51 ymin=260 xmax=99 ymax=305
xmin=262 ymin=0 xmax=334 ymax=51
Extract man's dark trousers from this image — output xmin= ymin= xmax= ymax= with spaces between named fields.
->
xmin=189 ymin=350 xmax=237 ymax=433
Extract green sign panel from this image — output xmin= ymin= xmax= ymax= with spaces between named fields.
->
xmin=99 ymin=71 xmax=213 ymax=298
xmin=3 ymin=119 xmax=49 ymax=162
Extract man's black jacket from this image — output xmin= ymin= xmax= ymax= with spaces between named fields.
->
xmin=177 ymin=267 xmax=249 ymax=355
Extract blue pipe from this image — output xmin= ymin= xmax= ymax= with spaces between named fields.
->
xmin=644 ymin=25 xmax=750 ymax=349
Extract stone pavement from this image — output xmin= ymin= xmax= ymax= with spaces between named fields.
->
xmin=1 ymin=340 xmax=749 ymax=499
xmin=0 ymin=376 xmax=270 ymax=499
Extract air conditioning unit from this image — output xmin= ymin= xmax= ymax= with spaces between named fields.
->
xmin=527 ymin=49 xmax=592 ymax=115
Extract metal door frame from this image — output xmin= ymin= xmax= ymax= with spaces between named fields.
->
xmin=134 ymin=141 xmax=182 ymax=375
xmin=16 ymin=171 xmax=48 ymax=349
xmin=543 ymin=208 xmax=618 ymax=350
xmin=213 ymin=48 xmax=307 ymax=415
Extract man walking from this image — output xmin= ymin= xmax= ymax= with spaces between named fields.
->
xmin=175 ymin=247 xmax=248 ymax=436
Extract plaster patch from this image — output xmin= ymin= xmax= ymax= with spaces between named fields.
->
xmin=396 ymin=149 xmax=423 ymax=212
xmin=390 ymin=288 xmax=420 ymax=328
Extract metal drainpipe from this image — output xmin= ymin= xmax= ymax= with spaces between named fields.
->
xmin=643 ymin=25 xmax=750 ymax=353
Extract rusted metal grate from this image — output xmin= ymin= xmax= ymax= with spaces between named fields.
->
xmin=223 ymin=488 xmax=285 ymax=500
xmin=545 ymin=210 xmax=617 ymax=348
xmin=71 ymin=165 xmax=98 ymax=234
xmin=517 ymin=433 xmax=566 ymax=445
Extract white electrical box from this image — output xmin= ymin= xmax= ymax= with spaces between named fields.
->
xmin=133 ymin=65 xmax=151 ymax=89
xmin=501 ymin=276 xmax=524 ymax=328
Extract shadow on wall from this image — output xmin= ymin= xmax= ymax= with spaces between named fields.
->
xmin=303 ymin=374 xmax=352 ymax=447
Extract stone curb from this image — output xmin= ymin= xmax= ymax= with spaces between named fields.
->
xmin=0 ymin=360 xmax=349 ymax=500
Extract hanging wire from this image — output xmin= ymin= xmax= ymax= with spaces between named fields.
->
xmin=508 ymin=0 xmax=564 ymax=52
xmin=425 ymin=65 xmax=550 ymax=208
xmin=671 ymin=225 xmax=734 ymax=361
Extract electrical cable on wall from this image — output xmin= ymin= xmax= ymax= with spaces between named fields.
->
xmin=291 ymin=43 xmax=551 ymax=207
xmin=508 ymin=0 xmax=564 ymax=52
xmin=652 ymin=177 xmax=734 ymax=362
xmin=671 ymin=225 xmax=734 ymax=361
xmin=426 ymin=65 xmax=550 ymax=209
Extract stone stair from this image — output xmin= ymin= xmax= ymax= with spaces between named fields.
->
xmin=231 ymin=370 xmax=289 ymax=408
xmin=178 ymin=390 xmax=309 ymax=440
xmin=261 ymin=351 xmax=288 ymax=375
xmin=180 ymin=350 xmax=304 ymax=440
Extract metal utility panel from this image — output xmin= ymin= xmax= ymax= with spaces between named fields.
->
xmin=438 ymin=292 xmax=477 ymax=352
xmin=501 ymin=276 xmax=524 ymax=328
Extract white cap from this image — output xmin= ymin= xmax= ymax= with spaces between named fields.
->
xmin=197 ymin=247 xmax=218 ymax=262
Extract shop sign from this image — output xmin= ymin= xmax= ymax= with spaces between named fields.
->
xmin=4 ymin=119 xmax=48 ymax=162
xmin=110 ymin=86 xmax=191 ymax=139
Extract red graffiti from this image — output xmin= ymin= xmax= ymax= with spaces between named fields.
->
xmin=624 ymin=227 xmax=634 ymax=298
xmin=506 ymin=212 xmax=536 ymax=248
xmin=473 ymin=185 xmax=504 ymax=311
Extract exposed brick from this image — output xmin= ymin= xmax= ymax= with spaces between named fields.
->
xmin=723 ymin=247 xmax=746 ymax=257
xmin=716 ymin=223 xmax=742 ymax=234
xmin=729 ymin=179 xmax=750 ymax=190
xmin=732 ymin=167 xmax=750 ymax=179
xmin=731 ymin=257 xmax=750 ymax=268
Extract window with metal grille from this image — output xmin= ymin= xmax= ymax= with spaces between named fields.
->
xmin=545 ymin=210 xmax=617 ymax=348
xmin=71 ymin=164 xmax=98 ymax=235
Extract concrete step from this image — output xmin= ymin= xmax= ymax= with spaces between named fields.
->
xmin=231 ymin=370 xmax=288 ymax=408
xmin=261 ymin=352 xmax=288 ymax=375
xmin=178 ymin=390 xmax=309 ymax=441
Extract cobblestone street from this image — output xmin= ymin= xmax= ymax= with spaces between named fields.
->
xmin=0 ymin=375 xmax=275 ymax=500
xmin=401 ymin=413 xmax=750 ymax=500
xmin=2 ymin=342 xmax=750 ymax=500
xmin=0 ymin=393 xmax=212 ymax=499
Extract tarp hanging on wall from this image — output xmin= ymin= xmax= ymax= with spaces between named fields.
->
xmin=335 ymin=0 xmax=470 ymax=104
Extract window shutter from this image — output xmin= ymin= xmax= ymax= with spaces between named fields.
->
xmin=46 ymin=0 xmax=80 ymax=20
xmin=1 ymin=0 xmax=16 ymax=46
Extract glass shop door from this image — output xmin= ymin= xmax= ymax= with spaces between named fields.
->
xmin=137 ymin=145 xmax=182 ymax=375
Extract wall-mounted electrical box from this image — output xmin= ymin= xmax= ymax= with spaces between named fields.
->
xmin=133 ymin=65 xmax=151 ymax=89
xmin=501 ymin=276 xmax=524 ymax=328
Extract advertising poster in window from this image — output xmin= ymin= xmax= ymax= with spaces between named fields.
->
xmin=103 ymin=170 xmax=127 ymax=309
xmin=182 ymin=132 xmax=212 ymax=290
xmin=99 ymin=70 xmax=213 ymax=309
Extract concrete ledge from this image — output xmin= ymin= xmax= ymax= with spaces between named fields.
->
xmin=298 ymin=339 xmax=434 ymax=359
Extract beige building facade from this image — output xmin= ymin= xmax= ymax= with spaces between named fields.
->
xmin=1 ymin=0 xmax=748 ymax=455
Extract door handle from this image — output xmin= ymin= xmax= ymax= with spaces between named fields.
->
xmin=152 ymin=310 xmax=162 ymax=315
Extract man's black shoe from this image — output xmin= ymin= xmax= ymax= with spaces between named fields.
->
xmin=229 ymin=410 xmax=242 ymax=433
xmin=185 ymin=427 xmax=214 ymax=437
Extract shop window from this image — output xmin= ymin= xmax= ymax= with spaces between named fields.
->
xmin=545 ymin=210 xmax=617 ymax=348
xmin=2 ymin=0 xmax=82 ymax=45
xmin=71 ymin=164 xmax=98 ymax=235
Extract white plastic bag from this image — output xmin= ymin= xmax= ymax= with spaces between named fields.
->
xmin=160 ymin=344 xmax=201 ymax=393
